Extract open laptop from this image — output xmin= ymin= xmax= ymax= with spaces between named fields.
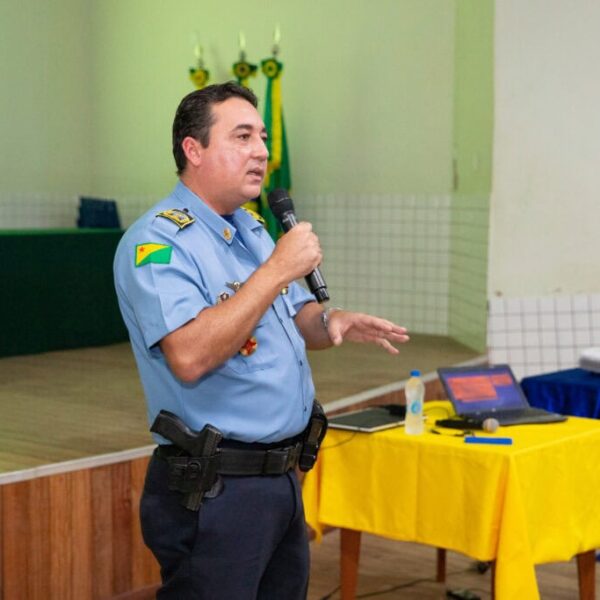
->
xmin=437 ymin=364 xmax=567 ymax=426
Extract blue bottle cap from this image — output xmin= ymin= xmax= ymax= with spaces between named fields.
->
xmin=410 ymin=369 xmax=421 ymax=377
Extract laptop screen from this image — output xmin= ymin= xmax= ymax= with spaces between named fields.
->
xmin=437 ymin=364 xmax=528 ymax=415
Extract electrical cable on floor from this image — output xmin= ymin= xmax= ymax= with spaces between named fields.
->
xmin=318 ymin=584 xmax=340 ymax=600
xmin=317 ymin=566 xmax=481 ymax=600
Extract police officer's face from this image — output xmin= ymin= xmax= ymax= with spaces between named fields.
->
xmin=195 ymin=97 xmax=268 ymax=213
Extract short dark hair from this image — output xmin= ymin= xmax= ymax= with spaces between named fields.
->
xmin=172 ymin=81 xmax=258 ymax=175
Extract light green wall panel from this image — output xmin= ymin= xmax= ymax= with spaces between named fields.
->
xmin=448 ymin=0 xmax=494 ymax=352
xmin=88 ymin=0 xmax=455 ymax=198
xmin=0 ymin=0 xmax=92 ymax=194
xmin=1 ymin=0 xmax=496 ymax=353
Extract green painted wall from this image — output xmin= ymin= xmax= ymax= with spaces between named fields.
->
xmin=0 ymin=0 xmax=92 ymax=194
xmin=449 ymin=0 xmax=494 ymax=352
xmin=87 ymin=0 xmax=455 ymax=198
xmin=1 ymin=0 xmax=457 ymax=198
xmin=1 ymin=0 xmax=495 ymax=353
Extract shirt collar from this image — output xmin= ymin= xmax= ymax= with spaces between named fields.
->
xmin=172 ymin=180 xmax=262 ymax=245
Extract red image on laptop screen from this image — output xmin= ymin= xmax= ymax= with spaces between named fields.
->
xmin=490 ymin=373 xmax=513 ymax=387
xmin=447 ymin=376 xmax=498 ymax=403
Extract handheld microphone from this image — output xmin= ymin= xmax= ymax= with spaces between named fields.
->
xmin=482 ymin=418 xmax=500 ymax=433
xmin=435 ymin=416 xmax=500 ymax=432
xmin=267 ymin=188 xmax=330 ymax=303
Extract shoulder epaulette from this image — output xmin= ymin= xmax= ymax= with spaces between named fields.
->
xmin=241 ymin=206 xmax=266 ymax=227
xmin=156 ymin=208 xmax=195 ymax=229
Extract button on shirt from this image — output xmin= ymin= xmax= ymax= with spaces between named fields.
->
xmin=113 ymin=181 xmax=316 ymax=443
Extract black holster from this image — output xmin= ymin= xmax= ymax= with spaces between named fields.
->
xmin=298 ymin=401 xmax=328 ymax=472
xmin=165 ymin=454 xmax=222 ymax=510
xmin=150 ymin=411 xmax=223 ymax=512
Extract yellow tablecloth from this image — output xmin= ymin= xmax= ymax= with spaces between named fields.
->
xmin=303 ymin=402 xmax=600 ymax=599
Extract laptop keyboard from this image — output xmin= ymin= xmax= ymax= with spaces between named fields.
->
xmin=479 ymin=408 xmax=565 ymax=425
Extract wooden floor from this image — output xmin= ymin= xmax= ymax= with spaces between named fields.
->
xmin=0 ymin=335 xmax=478 ymax=473
xmin=1 ymin=337 xmax=593 ymax=599
xmin=121 ymin=529 xmax=597 ymax=599
xmin=308 ymin=530 xmax=598 ymax=599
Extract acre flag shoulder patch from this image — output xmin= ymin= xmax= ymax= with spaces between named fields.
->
xmin=135 ymin=243 xmax=172 ymax=267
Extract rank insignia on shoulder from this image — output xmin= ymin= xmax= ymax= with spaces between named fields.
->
xmin=241 ymin=206 xmax=266 ymax=227
xmin=239 ymin=336 xmax=258 ymax=356
xmin=135 ymin=243 xmax=172 ymax=267
xmin=156 ymin=208 xmax=195 ymax=229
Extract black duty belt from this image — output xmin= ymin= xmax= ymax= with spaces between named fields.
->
xmin=155 ymin=441 xmax=302 ymax=476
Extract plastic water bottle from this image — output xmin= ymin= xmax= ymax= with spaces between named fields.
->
xmin=405 ymin=370 xmax=425 ymax=435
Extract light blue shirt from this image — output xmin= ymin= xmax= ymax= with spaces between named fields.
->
xmin=114 ymin=181 xmax=316 ymax=443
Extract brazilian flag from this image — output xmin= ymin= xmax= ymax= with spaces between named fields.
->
xmin=260 ymin=57 xmax=291 ymax=240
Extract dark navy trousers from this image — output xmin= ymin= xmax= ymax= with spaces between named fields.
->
xmin=140 ymin=453 xmax=310 ymax=599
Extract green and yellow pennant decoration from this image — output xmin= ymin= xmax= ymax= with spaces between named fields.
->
xmin=260 ymin=31 xmax=291 ymax=240
xmin=232 ymin=32 xmax=257 ymax=87
xmin=135 ymin=243 xmax=172 ymax=267
xmin=232 ymin=59 xmax=257 ymax=87
xmin=189 ymin=42 xmax=209 ymax=89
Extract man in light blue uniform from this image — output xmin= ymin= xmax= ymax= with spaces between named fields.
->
xmin=114 ymin=82 xmax=409 ymax=599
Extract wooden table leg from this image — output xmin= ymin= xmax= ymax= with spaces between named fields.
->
xmin=340 ymin=528 xmax=362 ymax=600
xmin=436 ymin=548 xmax=446 ymax=582
xmin=576 ymin=550 xmax=596 ymax=600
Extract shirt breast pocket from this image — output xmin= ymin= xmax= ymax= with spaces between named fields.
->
xmin=221 ymin=315 xmax=278 ymax=374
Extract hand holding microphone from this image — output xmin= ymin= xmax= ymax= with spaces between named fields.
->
xmin=268 ymin=189 xmax=330 ymax=303
xmin=267 ymin=188 xmax=409 ymax=354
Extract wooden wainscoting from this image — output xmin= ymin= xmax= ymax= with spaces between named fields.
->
xmin=0 ymin=456 xmax=160 ymax=599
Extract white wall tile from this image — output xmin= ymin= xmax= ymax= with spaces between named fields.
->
xmin=560 ymin=330 xmax=575 ymax=345
xmin=489 ymin=348 xmax=509 ymax=364
xmin=559 ymin=347 xmax=577 ymax=364
xmin=541 ymin=330 xmax=556 ymax=345
xmin=539 ymin=297 xmax=554 ymax=313
xmin=556 ymin=314 xmax=573 ymax=330
xmin=574 ymin=313 xmax=590 ymax=329
xmin=509 ymin=348 xmax=525 ymax=363
xmin=489 ymin=297 xmax=504 ymax=316
xmin=555 ymin=296 xmax=572 ymax=312
xmin=299 ymin=192 xmax=454 ymax=337
xmin=575 ymin=330 xmax=592 ymax=346
xmin=591 ymin=295 xmax=600 ymax=311
xmin=506 ymin=298 xmax=522 ymax=314
xmin=507 ymin=315 xmax=522 ymax=330
xmin=573 ymin=295 xmax=589 ymax=311
xmin=507 ymin=331 xmax=523 ymax=346
xmin=542 ymin=347 xmax=558 ymax=362
xmin=487 ymin=291 xmax=600 ymax=378
xmin=521 ymin=297 xmax=538 ymax=313
xmin=488 ymin=315 xmax=503 ymax=332
xmin=524 ymin=331 xmax=540 ymax=347
xmin=491 ymin=331 xmax=507 ymax=348
xmin=540 ymin=314 xmax=557 ymax=330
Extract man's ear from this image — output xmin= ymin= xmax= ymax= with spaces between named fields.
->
xmin=181 ymin=136 xmax=204 ymax=168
